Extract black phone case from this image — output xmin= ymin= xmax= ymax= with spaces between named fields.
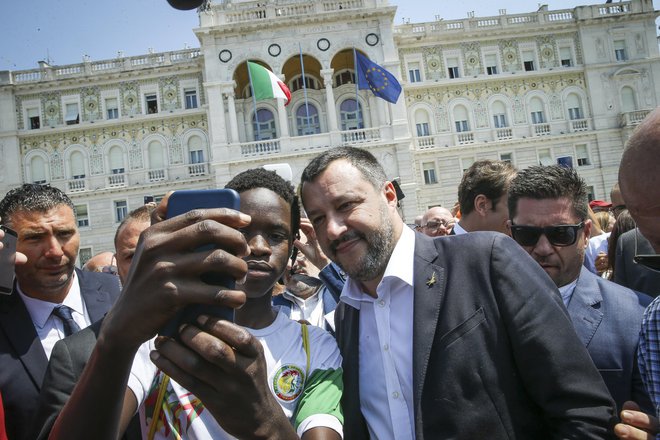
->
xmin=0 ymin=225 xmax=18 ymax=294
xmin=160 ymin=189 xmax=240 ymax=338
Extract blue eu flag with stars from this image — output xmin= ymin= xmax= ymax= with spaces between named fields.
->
xmin=355 ymin=51 xmax=402 ymax=104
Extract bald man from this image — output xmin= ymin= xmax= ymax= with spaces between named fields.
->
xmin=82 ymin=252 xmax=116 ymax=275
xmin=420 ymin=206 xmax=454 ymax=237
xmin=614 ymin=108 xmax=660 ymax=440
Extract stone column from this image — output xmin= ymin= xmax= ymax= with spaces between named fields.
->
xmin=321 ymin=69 xmax=338 ymax=132
xmin=276 ymin=74 xmax=290 ymax=138
xmin=222 ymin=83 xmax=240 ymax=144
xmin=205 ymin=82 xmax=227 ymax=145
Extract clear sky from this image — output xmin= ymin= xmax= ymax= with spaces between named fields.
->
xmin=1 ymin=0 xmax=655 ymax=71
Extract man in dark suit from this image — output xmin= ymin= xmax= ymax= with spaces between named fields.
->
xmin=31 ymin=205 xmax=153 ymax=440
xmin=613 ymin=108 xmax=660 ymax=439
xmin=507 ymin=165 xmax=652 ymax=414
xmin=299 ymin=147 xmax=616 ymax=439
xmin=614 ymin=229 xmax=660 ymax=297
xmin=451 ymin=159 xmax=516 ymax=235
xmin=0 ymin=184 xmax=120 ymax=440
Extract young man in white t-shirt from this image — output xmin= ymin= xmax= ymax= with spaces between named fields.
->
xmin=47 ymin=169 xmax=343 ymax=440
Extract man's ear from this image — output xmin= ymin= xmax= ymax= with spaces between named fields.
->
xmin=383 ymin=181 xmax=398 ymax=206
xmin=473 ymin=194 xmax=490 ymax=217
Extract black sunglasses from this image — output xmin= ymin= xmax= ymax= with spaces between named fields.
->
xmin=634 ymin=228 xmax=660 ymax=272
xmin=510 ymin=221 xmax=585 ymax=247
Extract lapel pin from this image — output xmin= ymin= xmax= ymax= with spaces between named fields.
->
xmin=426 ymin=272 xmax=437 ymax=288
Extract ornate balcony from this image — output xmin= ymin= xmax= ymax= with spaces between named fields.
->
xmin=107 ymin=173 xmax=126 ymax=188
xmin=532 ymin=123 xmax=551 ymax=136
xmin=147 ymin=168 xmax=167 ymax=183
xmin=620 ymin=110 xmax=651 ymax=127
xmin=67 ymin=178 xmax=86 ymax=193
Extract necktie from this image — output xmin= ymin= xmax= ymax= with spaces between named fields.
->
xmin=52 ymin=305 xmax=82 ymax=336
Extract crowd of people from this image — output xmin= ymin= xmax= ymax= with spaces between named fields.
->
xmin=0 ymin=108 xmax=659 ymax=439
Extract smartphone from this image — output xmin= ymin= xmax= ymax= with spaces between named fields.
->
xmin=0 ymin=225 xmax=18 ymax=294
xmin=160 ymin=189 xmax=240 ymax=337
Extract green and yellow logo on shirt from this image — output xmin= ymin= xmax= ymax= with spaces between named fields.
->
xmin=273 ymin=364 xmax=304 ymax=401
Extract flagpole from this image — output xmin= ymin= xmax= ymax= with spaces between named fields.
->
xmin=246 ymin=60 xmax=262 ymax=141
xmin=352 ymin=47 xmax=361 ymax=129
xmin=299 ymin=43 xmax=311 ymax=135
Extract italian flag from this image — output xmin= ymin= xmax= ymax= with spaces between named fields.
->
xmin=248 ymin=61 xmax=291 ymax=106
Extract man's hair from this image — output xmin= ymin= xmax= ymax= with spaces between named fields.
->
xmin=114 ymin=204 xmax=156 ymax=248
xmin=609 ymin=182 xmax=621 ymax=201
xmin=0 ymin=184 xmax=75 ymax=226
xmin=507 ymin=165 xmax=589 ymax=221
xmin=458 ymin=160 xmax=517 ymax=216
xmin=226 ymin=168 xmax=300 ymax=236
xmin=300 ymin=147 xmax=387 ymax=199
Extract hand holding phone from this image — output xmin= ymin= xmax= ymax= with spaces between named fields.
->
xmin=160 ymin=189 xmax=241 ymax=338
xmin=0 ymin=225 xmax=18 ymax=294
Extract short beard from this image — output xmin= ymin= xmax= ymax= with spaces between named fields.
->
xmin=331 ymin=203 xmax=396 ymax=282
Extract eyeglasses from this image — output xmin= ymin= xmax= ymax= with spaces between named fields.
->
xmin=510 ymin=221 xmax=585 ymax=247
xmin=634 ymin=228 xmax=660 ymax=272
xmin=424 ymin=220 xmax=452 ymax=231
xmin=96 ymin=265 xmax=118 ymax=275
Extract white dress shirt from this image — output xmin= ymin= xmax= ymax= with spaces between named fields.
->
xmin=558 ymin=278 xmax=578 ymax=308
xmin=341 ymin=225 xmax=416 ymax=440
xmin=17 ymin=271 xmax=91 ymax=359
xmin=452 ymin=221 xmax=468 ymax=235
xmin=281 ymin=288 xmax=325 ymax=329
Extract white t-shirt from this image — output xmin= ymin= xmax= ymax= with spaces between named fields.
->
xmin=128 ymin=311 xmax=343 ymax=439
xmin=584 ymin=232 xmax=610 ymax=274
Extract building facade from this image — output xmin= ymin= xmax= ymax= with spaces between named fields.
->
xmin=0 ymin=0 xmax=658 ymax=263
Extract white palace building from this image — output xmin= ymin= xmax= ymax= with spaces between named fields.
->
xmin=0 ymin=0 xmax=658 ymax=263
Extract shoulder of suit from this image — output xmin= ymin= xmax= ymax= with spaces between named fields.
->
xmin=589 ymin=271 xmax=653 ymax=308
xmin=77 ymin=269 xmax=120 ymax=291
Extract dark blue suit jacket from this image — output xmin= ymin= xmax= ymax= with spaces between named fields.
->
xmin=336 ymin=232 xmax=616 ymax=439
xmin=569 ymin=267 xmax=653 ymax=413
xmin=0 ymin=269 xmax=120 ymax=440
xmin=614 ymin=229 xmax=660 ymax=297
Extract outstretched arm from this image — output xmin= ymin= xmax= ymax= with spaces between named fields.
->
xmin=48 ymin=200 xmax=250 ymax=440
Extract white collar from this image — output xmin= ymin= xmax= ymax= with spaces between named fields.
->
xmin=17 ymin=270 xmax=83 ymax=329
xmin=341 ymin=225 xmax=415 ymax=308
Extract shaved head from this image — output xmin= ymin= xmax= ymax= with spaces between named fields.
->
xmin=619 ymin=108 xmax=660 ymax=251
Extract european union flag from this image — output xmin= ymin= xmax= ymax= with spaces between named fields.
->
xmin=355 ymin=51 xmax=402 ymax=104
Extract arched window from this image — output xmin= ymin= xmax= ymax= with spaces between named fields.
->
xmin=340 ymin=99 xmax=363 ymax=130
xmin=621 ymin=86 xmax=637 ymax=113
xmin=188 ymin=135 xmax=205 ymax=164
xmin=253 ymin=108 xmax=277 ymax=140
xmin=492 ymin=101 xmax=508 ymax=128
xmin=30 ymin=156 xmax=48 ymax=184
xmin=290 ymin=75 xmax=318 ymax=92
xmin=148 ymin=140 xmax=165 ymax=170
xmin=566 ymin=94 xmax=583 ymax=120
xmin=454 ymin=105 xmax=470 ymax=132
xmin=414 ymin=109 xmax=430 ymax=137
xmin=296 ymin=104 xmax=321 ymax=135
xmin=109 ymin=146 xmax=125 ymax=174
xmin=530 ymin=98 xmax=545 ymax=124
xmin=70 ymin=151 xmax=85 ymax=179
xmin=334 ymin=70 xmax=356 ymax=87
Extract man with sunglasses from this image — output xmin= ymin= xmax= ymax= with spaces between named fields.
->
xmin=508 ymin=165 xmax=653 ymax=415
